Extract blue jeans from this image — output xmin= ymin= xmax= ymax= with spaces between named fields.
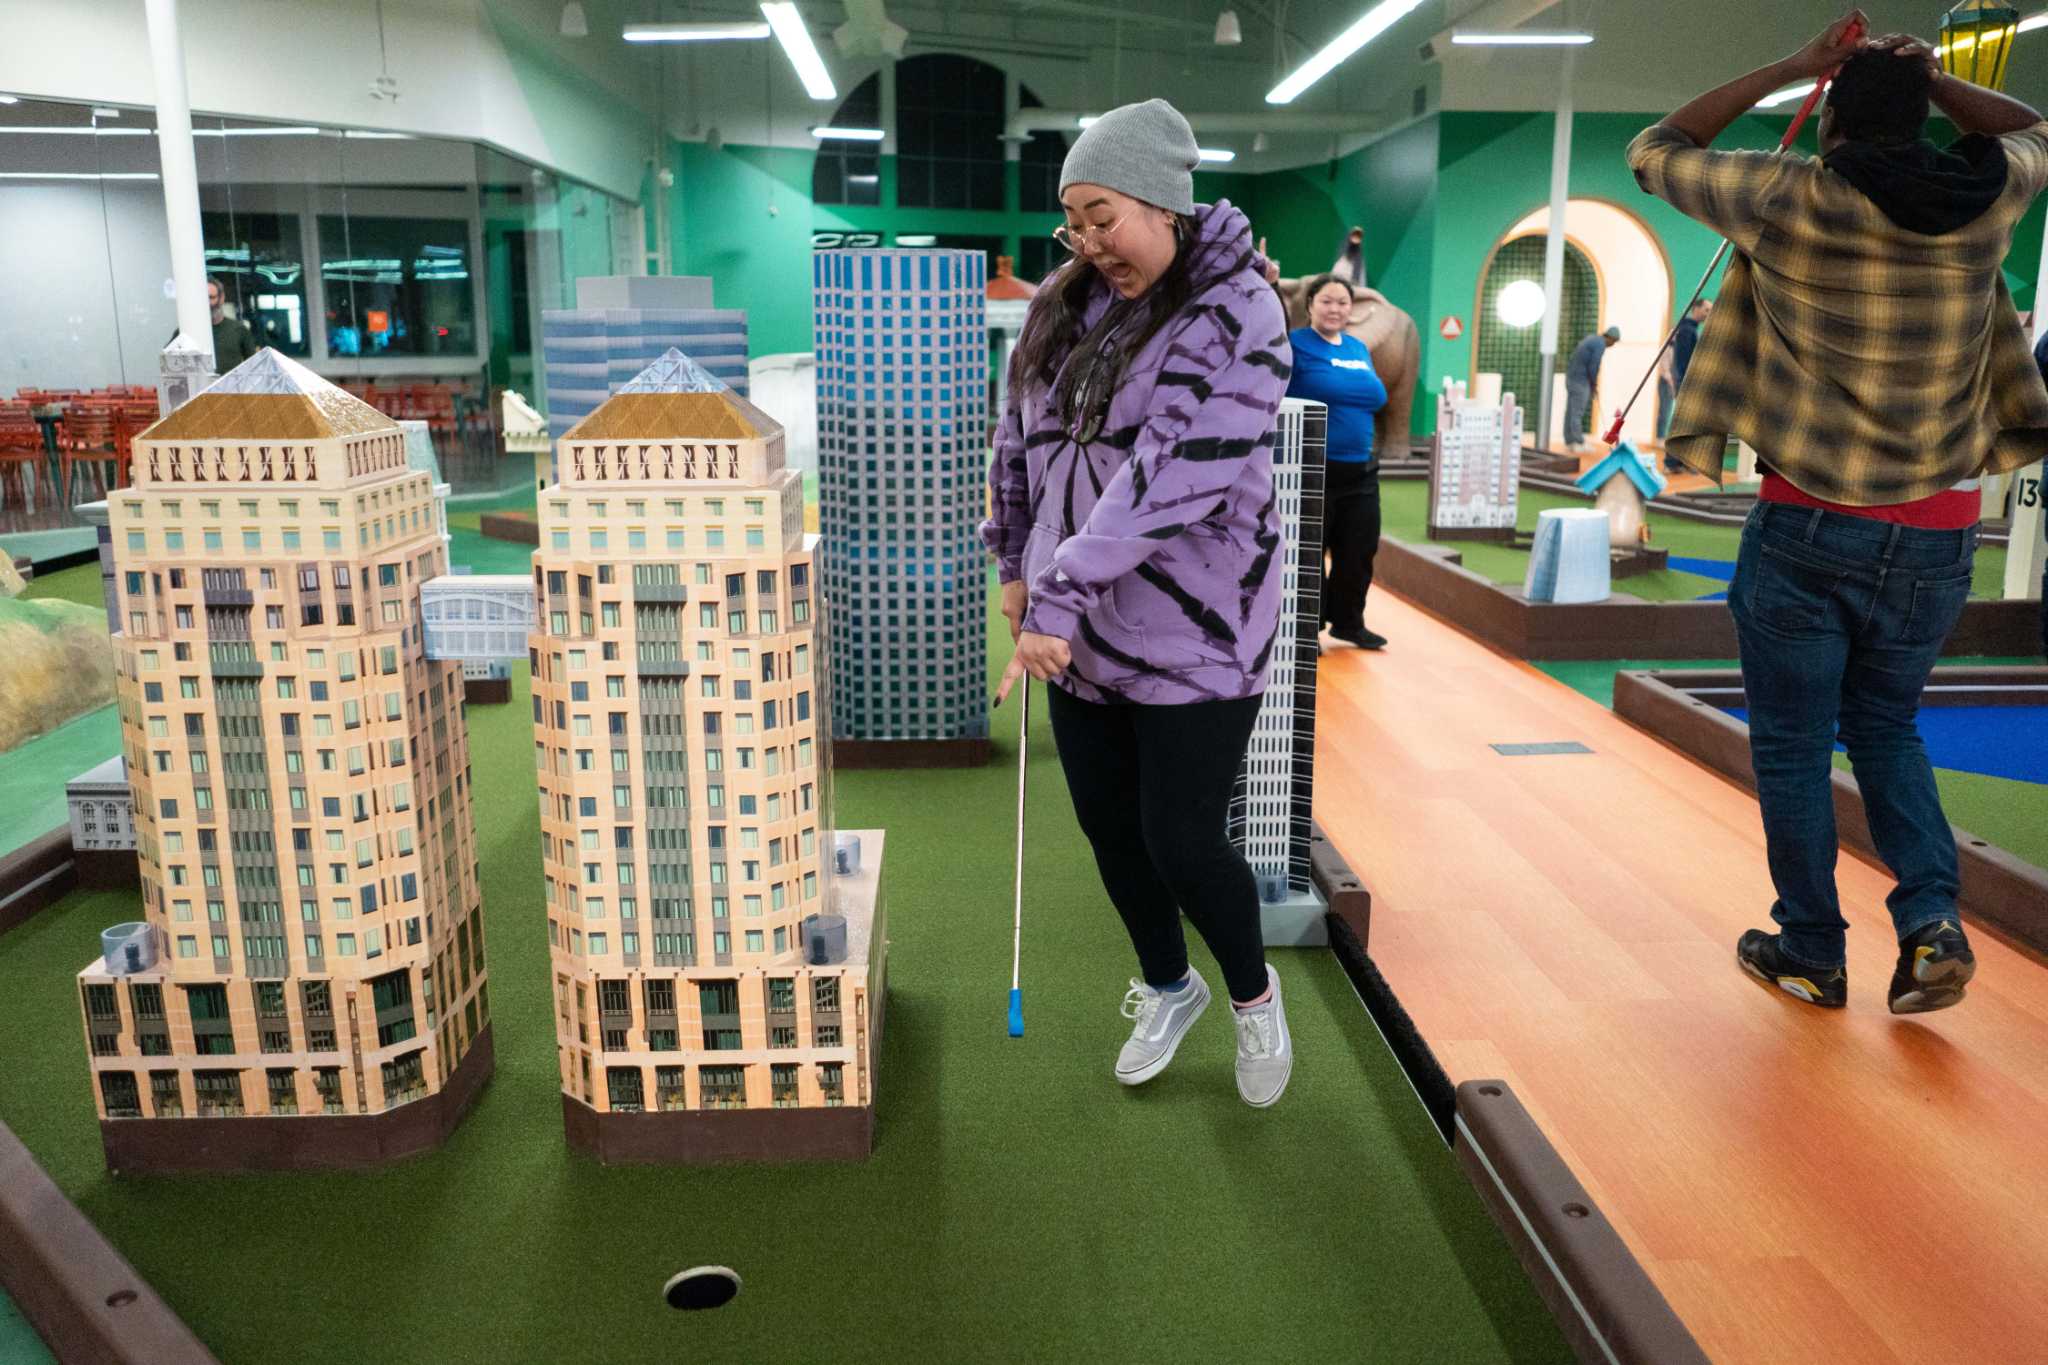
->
xmin=1727 ymin=504 xmax=1978 ymax=968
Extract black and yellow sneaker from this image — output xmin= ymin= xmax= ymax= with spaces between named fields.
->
xmin=1888 ymin=920 xmax=1976 ymax=1015
xmin=1736 ymin=929 xmax=1847 ymax=1009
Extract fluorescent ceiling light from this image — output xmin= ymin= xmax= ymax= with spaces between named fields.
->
xmin=0 ymin=171 xmax=159 ymax=180
xmin=92 ymin=106 xmax=121 ymax=118
xmin=1451 ymin=31 xmax=1593 ymax=45
xmin=0 ymin=95 xmax=19 ymax=105
xmin=847 ymin=174 xmax=879 ymax=184
xmin=1077 ymin=115 xmax=1100 ymax=128
xmin=812 ymin=126 xmax=883 ymax=141
xmin=1197 ymin=147 xmax=1236 ymax=162
xmin=623 ymin=21 xmax=771 ymax=42
xmin=1267 ymin=0 xmax=1428 ymax=104
xmin=344 ymin=129 xmax=414 ymax=139
xmin=1755 ymin=81 xmax=1816 ymax=108
xmin=0 ymin=126 xmax=148 ymax=136
xmin=896 ymin=234 xmax=937 ymax=245
xmin=761 ymin=2 xmax=836 ymax=100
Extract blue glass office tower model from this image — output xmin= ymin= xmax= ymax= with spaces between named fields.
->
xmin=813 ymin=249 xmax=990 ymax=764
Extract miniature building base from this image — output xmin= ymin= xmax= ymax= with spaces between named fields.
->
xmin=1260 ymin=884 xmax=1330 ymax=947
xmin=479 ymin=511 xmax=540 ymax=545
xmin=97 ymin=1024 xmax=496 ymax=1176
xmin=1426 ymin=525 xmax=1526 ymax=546
xmin=562 ymin=831 xmax=889 ymax=1166
xmin=74 ymin=848 xmax=143 ymax=892
xmin=463 ymin=676 xmax=512 ymax=705
xmin=562 ymin=1093 xmax=876 ymax=1165
xmin=830 ymin=736 xmax=992 ymax=769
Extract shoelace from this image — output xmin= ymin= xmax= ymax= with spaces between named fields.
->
xmin=1120 ymin=980 xmax=1163 ymax=1032
xmin=1235 ymin=1007 xmax=1274 ymax=1059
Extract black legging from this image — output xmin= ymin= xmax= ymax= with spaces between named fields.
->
xmin=1322 ymin=460 xmax=1381 ymax=634
xmin=1044 ymin=686 xmax=1268 ymax=1003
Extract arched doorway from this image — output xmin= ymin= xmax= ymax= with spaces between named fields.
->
xmin=1474 ymin=235 xmax=1598 ymax=430
xmin=1474 ymin=198 xmax=1672 ymax=448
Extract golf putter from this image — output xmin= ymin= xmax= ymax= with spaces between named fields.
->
xmin=1008 ymin=677 xmax=1028 ymax=1038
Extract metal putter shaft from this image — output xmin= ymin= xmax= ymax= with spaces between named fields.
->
xmin=1007 ymin=678 xmax=1028 ymax=1038
xmin=1601 ymin=30 xmax=1862 ymax=446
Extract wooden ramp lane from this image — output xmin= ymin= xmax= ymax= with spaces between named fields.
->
xmin=1314 ymin=591 xmax=2048 ymax=1364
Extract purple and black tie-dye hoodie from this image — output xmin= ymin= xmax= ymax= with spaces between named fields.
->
xmin=982 ymin=200 xmax=1292 ymax=705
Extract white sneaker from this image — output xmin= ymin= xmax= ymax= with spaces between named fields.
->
xmin=1115 ymin=970 xmax=1211 ymax=1086
xmin=1233 ymin=965 xmax=1293 ymax=1108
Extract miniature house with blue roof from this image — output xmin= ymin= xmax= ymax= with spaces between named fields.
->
xmin=1575 ymin=441 xmax=1668 ymax=547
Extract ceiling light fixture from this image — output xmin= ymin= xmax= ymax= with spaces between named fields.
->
xmin=0 ymin=95 xmax=19 ymax=105
xmin=1267 ymin=0 xmax=1430 ymax=104
xmin=812 ymin=126 xmax=884 ymax=141
xmin=1450 ymin=31 xmax=1594 ymax=45
xmin=1758 ymin=8 xmax=2048 ymax=108
xmin=559 ymin=2 xmax=588 ymax=37
xmin=1252 ymin=131 xmax=1270 ymax=152
xmin=1077 ymin=115 xmax=1100 ymax=128
xmin=622 ymin=21 xmax=772 ymax=43
xmin=761 ymin=2 xmax=837 ymax=100
xmin=1214 ymin=8 xmax=1243 ymax=45
xmin=0 ymin=171 xmax=160 ymax=181
xmin=896 ymin=234 xmax=938 ymax=245
xmin=1198 ymin=147 xmax=1236 ymax=162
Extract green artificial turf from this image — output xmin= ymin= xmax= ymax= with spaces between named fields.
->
xmin=18 ymin=561 xmax=107 ymax=611
xmin=0 ymin=582 xmax=1569 ymax=1365
xmin=1379 ymin=477 xmax=2012 ymax=600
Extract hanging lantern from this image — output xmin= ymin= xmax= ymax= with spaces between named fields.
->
xmin=1939 ymin=1 xmax=2022 ymax=92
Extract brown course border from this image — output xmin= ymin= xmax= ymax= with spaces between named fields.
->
xmin=98 ymin=1024 xmax=497 ymax=1176
xmin=1309 ymin=818 xmax=1370 ymax=949
xmin=1374 ymin=535 xmax=2041 ymax=661
xmin=1613 ymin=667 xmax=2048 ymax=957
xmin=1454 ymin=1080 xmax=1708 ymax=1365
xmin=0 ymin=1119 xmax=217 ymax=1364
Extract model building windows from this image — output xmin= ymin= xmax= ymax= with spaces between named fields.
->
xmin=700 ymin=1065 xmax=747 ymax=1110
xmin=819 ymin=1062 xmax=845 ymax=1107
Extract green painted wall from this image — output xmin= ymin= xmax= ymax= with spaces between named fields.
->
xmin=668 ymin=114 xmax=2048 ymax=427
xmin=669 ymin=138 xmax=1264 ymax=357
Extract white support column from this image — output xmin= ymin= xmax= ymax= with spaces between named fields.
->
xmin=1533 ymin=46 xmax=1575 ymax=450
xmin=2005 ymin=220 xmax=2048 ymax=600
xmin=144 ymin=0 xmax=212 ymax=367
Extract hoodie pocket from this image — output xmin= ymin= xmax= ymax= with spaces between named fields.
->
xmin=1022 ymin=521 xmax=1064 ymax=591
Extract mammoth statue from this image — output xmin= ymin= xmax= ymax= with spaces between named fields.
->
xmin=1272 ymin=227 xmax=1421 ymax=460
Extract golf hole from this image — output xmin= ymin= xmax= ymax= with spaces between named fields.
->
xmin=664 ymin=1267 xmax=741 ymax=1311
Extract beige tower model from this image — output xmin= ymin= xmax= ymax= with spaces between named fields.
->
xmin=76 ymin=349 xmax=494 ymax=1174
xmin=533 ymin=349 xmax=886 ymax=1164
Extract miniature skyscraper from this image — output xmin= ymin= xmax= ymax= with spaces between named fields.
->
xmin=813 ymin=248 xmax=990 ymax=765
xmin=542 ymin=276 xmax=749 ymax=444
xmin=531 ymin=348 xmax=887 ymax=1163
xmin=1229 ymin=398 xmax=1328 ymax=946
xmin=77 ymin=349 xmax=494 ymax=1173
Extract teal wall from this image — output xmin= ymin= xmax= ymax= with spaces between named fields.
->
xmin=668 ymin=137 xmax=1257 ymax=357
xmin=666 ymin=113 xmax=2048 ymax=431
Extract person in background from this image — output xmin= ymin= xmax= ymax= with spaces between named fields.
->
xmin=1656 ymin=343 xmax=1677 ymax=447
xmin=1630 ymin=12 xmax=2048 ymax=1013
xmin=1286 ymin=273 xmax=1390 ymax=649
xmin=983 ymin=99 xmax=1297 ymax=1108
xmin=169 ymin=277 xmax=259 ymax=371
xmin=1564 ymin=325 xmax=1620 ymax=451
xmin=1665 ymin=298 xmax=1712 ymax=469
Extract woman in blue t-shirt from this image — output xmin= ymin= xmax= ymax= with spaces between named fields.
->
xmin=1286 ymin=275 xmax=1390 ymax=649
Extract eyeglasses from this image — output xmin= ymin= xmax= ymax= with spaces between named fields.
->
xmin=1052 ymin=212 xmax=1126 ymax=255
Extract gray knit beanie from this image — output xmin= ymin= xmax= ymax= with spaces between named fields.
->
xmin=1059 ymin=99 xmax=1199 ymax=215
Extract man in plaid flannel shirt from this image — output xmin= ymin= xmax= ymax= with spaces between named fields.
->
xmin=1628 ymin=11 xmax=2048 ymax=1014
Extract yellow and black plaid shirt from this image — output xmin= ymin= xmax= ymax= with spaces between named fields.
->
xmin=1628 ymin=121 xmax=2048 ymax=504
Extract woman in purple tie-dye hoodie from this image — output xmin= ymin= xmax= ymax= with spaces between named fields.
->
xmin=982 ymin=99 xmax=1296 ymax=1108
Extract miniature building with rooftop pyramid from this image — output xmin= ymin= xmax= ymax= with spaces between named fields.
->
xmin=77 ymin=349 xmax=494 ymax=1174
xmin=530 ymin=347 xmax=888 ymax=1163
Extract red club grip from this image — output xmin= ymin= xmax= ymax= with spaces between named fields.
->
xmin=1601 ymin=410 xmax=1625 ymax=446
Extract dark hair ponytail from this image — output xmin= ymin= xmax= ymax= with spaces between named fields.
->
xmin=1010 ymin=212 xmax=1202 ymax=423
